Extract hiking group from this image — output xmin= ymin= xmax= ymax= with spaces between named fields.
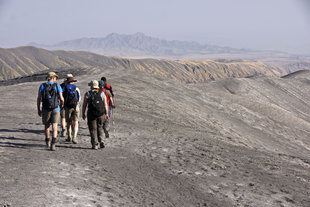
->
xmin=37 ymin=72 xmax=115 ymax=151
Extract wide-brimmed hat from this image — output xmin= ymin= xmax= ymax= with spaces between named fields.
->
xmin=46 ymin=72 xmax=59 ymax=80
xmin=65 ymin=76 xmax=77 ymax=83
xmin=63 ymin=74 xmax=73 ymax=82
xmin=88 ymin=80 xmax=99 ymax=89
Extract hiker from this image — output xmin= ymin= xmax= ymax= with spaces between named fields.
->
xmin=63 ymin=75 xmax=80 ymax=144
xmin=99 ymin=80 xmax=115 ymax=138
xmin=101 ymin=76 xmax=114 ymax=97
xmin=37 ymin=72 xmax=64 ymax=151
xmin=59 ymin=74 xmax=73 ymax=137
xmin=82 ymin=80 xmax=109 ymax=150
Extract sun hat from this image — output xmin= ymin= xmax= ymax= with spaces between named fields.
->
xmin=63 ymin=73 xmax=74 ymax=82
xmin=88 ymin=80 xmax=99 ymax=89
xmin=46 ymin=72 xmax=59 ymax=80
xmin=65 ymin=76 xmax=77 ymax=83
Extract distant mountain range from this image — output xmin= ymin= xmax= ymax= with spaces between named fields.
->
xmin=29 ymin=32 xmax=253 ymax=58
xmin=28 ymin=32 xmax=310 ymax=64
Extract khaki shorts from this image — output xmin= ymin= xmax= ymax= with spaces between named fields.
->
xmin=60 ymin=108 xmax=65 ymax=118
xmin=42 ymin=110 xmax=60 ymax=125
xmin=65 ymin=107 xmax=80 ymax=122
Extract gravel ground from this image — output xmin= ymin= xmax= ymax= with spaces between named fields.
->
xmin=0 ymin=68 xmax=310 ymax=207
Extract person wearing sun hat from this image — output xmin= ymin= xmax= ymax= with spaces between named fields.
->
xmin=63 ymin=75 xmax=80 ymax=144
xmin=60 ymin=74 xmax=74 ymax=137
xmin=37 ymin=71 xmax=64 ymax=151
xmin=82 ymin=80 xmax=109 ymax=150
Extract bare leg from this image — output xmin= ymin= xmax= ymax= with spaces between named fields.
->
xmin=67 ymin=121 xmax=72 ymax=137
xmin=72 ymin=120 xmax=78 ymax=144
xmin=61 ymin=117 xmax=66 ymax=136
xmin=61 ymin=118 xmax=66 ymax=130
xmin=73 ymin=121 xmax=78 ymax=137
xmin=44 ymin=124 xmax=50 ymax=138
xmin=44 ymin=124 xmax=51 ymax=147
xmin=52 ymin=123 xmax=58 ymax=138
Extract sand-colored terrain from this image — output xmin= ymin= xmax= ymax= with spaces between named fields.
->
xmin=0 ymin=68 xmax=309 ymax=206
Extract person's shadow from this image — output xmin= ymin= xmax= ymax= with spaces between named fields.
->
xmin=0 ymin=128 xmax=42 ymax=135
xmin=0 ymin=128 xmax=44 ymax=149
xmin=0 ymin=128 xmax=90 ymax=150
xmin=0 ymin=140 xmax=45 ymax=149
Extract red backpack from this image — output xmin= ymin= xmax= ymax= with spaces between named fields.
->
xmin=99 ymin=87 xmax=110 ymax=106
xmin=104 ymin=83 xmax=114 ymax=97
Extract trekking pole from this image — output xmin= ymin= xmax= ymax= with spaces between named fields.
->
xmin=112 ymin=108 xmax=115 ymax=128
xmin=112 ymin=97 xmax=115 ymax=132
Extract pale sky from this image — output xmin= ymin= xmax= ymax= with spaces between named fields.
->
xmin=0 ymin=0 xmax=310 ymax=54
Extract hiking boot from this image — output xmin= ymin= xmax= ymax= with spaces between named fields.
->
xmin=45 ymin=138 xmax=51 ymax=148
xmin=100 ymin=142 xmax=105 ymax=149
xmin=66 ymin=136 xmax=72 ymax=142
xmin=72 ymin=136 xmax=78 ymax=144
xmin=61 ymin=129 xmax=66 ymax=137
xmin=50 ymin=138 xmax=57 ymax=151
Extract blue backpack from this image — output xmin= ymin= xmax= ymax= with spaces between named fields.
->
xmin=63 ymin=84 xmax=79 ymax=108
xmin=42 ymin=83 xmax=59 ymax=111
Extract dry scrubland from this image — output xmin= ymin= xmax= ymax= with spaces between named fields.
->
xmin=0 ymin=67 xmax=310 ymax=207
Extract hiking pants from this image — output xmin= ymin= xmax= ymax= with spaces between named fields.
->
xmin=87 ymin=112 xmax=105 ymax=147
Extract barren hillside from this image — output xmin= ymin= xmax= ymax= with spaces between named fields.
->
xmin=0 ymin=68 xmax=309 ymax=206
xmin=0 ymin=46 xmax=284 ymax=81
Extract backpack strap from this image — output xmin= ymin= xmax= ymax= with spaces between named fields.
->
xmin=42 ymin=82 xmax=56 ymax=92
xmin=52 ymin=83 xmax=57 ymax=92
xmin=88 ymin=90 xmax=94 ymax=101
xmin=72 ymin=84 xmax=76 ymax=92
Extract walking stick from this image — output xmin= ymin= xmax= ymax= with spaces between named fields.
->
xmin=111 ymin=96 xmax=115 ymax=132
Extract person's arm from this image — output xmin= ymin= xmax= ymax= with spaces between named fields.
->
xmin=103 ymin=93 xmax=109 ymax=120
xmin=57 ymin=83 xmax=64 ymax=108
xmin=110 ymin=96 xmax=115 ymax=108
xmin=37 ymin=92 xmax=42 ymax=117
xmin=110 ymin=86 xmax=114 ymax=97
xmin=77 ymin=88 xmax=81 ymax=104
xmin=82 ymin=96 xmax=88 ymax=120
xmin=109 ymin=91 xmax=115 ymax=108
xmin=106 ymin=90 xmax=115 ymax=108
xmin=59 ymin=92 xmax=64 ymax=108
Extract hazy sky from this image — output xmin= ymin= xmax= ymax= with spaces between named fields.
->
xmin=0 ymin=0 xmax=310 ymax=54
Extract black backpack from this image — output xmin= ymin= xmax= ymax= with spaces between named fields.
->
xmin=42 ymin=83 xmax=59 ymax=111
xmin=88 ymin=90 xmax=105 ymax=117
xmin=63 ymin=84 xmax=79 ymax=108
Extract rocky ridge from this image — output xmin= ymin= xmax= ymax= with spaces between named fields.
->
xmin=0 ymin=46 xmax=283 ymax=81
